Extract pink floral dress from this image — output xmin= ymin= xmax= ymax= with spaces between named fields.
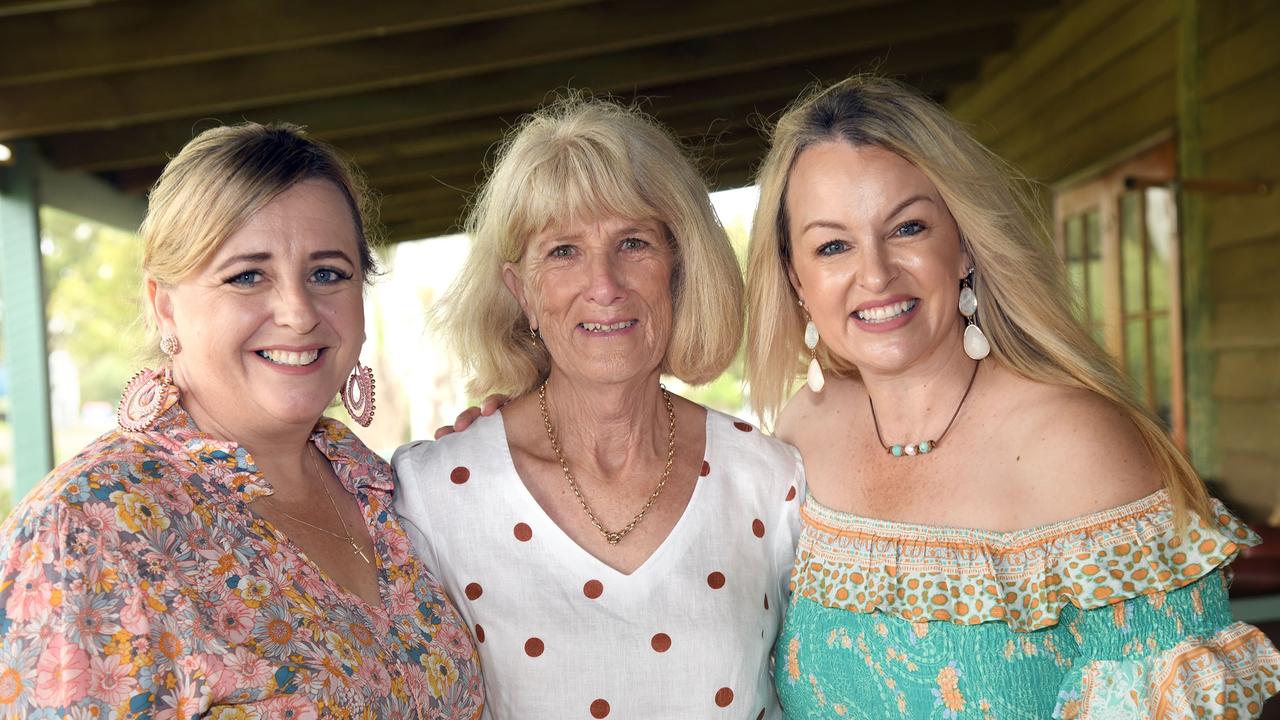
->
xmin=0 ymin=395 xmax=484 ymax=719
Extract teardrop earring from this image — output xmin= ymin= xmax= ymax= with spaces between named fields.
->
xmin=800 ymin=302 xmax=825 ymax=393
xmin=959 ymin=270 xmax=990 ymax=360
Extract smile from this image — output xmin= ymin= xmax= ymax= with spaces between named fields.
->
xmin=256 ymin=349 xmax=322 ymax=366
xmin=579 ymin=320 xmax=637 ymax=333
xmin=854 ymin=299 xmax=918 ymax=323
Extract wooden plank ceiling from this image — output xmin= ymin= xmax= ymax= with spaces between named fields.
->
xmin=0 ymin=0 xmax=1056 ymax=242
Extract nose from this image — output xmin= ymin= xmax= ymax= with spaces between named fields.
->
xmin=857 ymin=242 xmax=894 ymax=294
xmin=584 ymin=250 xmax=626 ymax=306
xmin=273 ymin=278 xmax=321 ymax=334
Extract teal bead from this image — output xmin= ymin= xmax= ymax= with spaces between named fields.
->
xmin=891 ymin=445 xmax=904 ymax=457
xmin=919 ymin=441 xmax=932 ymax=454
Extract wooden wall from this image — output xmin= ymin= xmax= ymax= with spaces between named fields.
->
xmin=947 ymin=0 xmax=1280 ymax=521
xmin=1200 ymin=1 xmax=1280 ymax=521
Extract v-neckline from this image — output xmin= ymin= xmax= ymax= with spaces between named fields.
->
xmin=490 ymin=408 xmax=713 ymax=580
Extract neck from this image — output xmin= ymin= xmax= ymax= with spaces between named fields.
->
xmin=859 ymin=326 xmax=980 ymax=443
xmin=175 ymin=378 xmax=320 ymax=500
xmin=541 ymin=368 xmax=670 ymax=479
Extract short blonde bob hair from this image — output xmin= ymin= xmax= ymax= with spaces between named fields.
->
xmin=440 ymin=96 xmax=743 ymax=397
xmin=744 ymin=75 xmax=1210 ymax=518
xmin=140 ymin=122 xmax=378 ymax=360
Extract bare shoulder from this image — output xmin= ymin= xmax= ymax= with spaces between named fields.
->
xmin=1004 ymin=380 xmax=1162 ymax=517
xmin=775 ymin=374 xmax=861 ymax=446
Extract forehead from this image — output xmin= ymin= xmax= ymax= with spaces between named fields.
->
xmin=528 ymin=213 xmax=664 ymax=244
xmin=215 ymin=179 xmax=360 ymax=257
xmin=787 ymin=142 xmax=938 ymax=215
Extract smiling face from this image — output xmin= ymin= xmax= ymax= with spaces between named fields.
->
xmin=150 ymin=179 xmax=365 ymax=437
xmin=785 ymin=142 xmax=970 ymax=377
xmin=503 ymin=214 xmax=675 ymax=388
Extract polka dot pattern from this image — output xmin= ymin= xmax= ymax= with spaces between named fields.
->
xmin=450 ymin=466 xmax=470 ymax=484
xmin=707 ymin=571 xmax=725 ymax=590
xmin=715 ymin=687 xmax=734 ymax=707
xmin=513 ymin=522 xmax=532 ymax=542
xmin=524 ymin=637 xmax=544 ymax=657
xmin=651 ymin=633 xmax=671 ymax=652
xmin=752 ymin=519 xmax=765 ymax=538
xmin=474 ymin=624 xmax=485 ymax=643
xmin=590 ymin=699 xmax=610 ymax=718
xmin=701 ymin=460 xmax=711 ymax=477
xmin=583 ymin=580 xmax=603 ymax=599
xmin=733 ymin=421 xmax=753 ymax=432
xmin=464 ymin=583 xmax=483 ymax=601
xmin=786 ymin=485 xmax=797 ymax=502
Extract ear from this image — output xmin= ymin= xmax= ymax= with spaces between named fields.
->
xmin=147 ymin=277 xmax=177 ymax=336
xmin=958 ymin=238 xmax=974 ymax=280
xmin=501 ymin=262 xmax=535 ymax=330
xmin=785 ymin=263 xmax=805 ymax=306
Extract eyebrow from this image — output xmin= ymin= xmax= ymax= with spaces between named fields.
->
xmin=799 ymin=195 xmax=935 ymax=237
xmin=212 ymin=249 xmax=355 ymax=274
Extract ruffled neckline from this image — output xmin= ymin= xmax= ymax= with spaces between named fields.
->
xmin=792 ymin=490 xmax=1261 ymax=632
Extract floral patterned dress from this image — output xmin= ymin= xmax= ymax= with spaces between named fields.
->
xmin=0 ymin=395 xmax=484 ymax=719
xmin=776 ymin=490 xmax=1280 ymax=719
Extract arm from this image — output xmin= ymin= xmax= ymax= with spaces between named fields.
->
xmin=434 ymin=393 xmax=509 ymax=439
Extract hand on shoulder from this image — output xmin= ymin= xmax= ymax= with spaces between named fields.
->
xmin=1007 ymin=384 xmax=1163 ymax=518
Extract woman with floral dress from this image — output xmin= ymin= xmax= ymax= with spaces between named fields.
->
xmin=0 ymin=123 xmax=483 ymax=718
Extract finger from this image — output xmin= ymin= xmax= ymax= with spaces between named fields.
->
xmin=481 ymin=394 xmax=510 ymax=415
xmin=452 ymin=407 xmax=484 ymax=432
xmin=434 ymin=425 xmax=456 ymax=440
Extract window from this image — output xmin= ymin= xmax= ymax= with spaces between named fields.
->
xmin=1054 ymin=141 xmax=1186 ymax=449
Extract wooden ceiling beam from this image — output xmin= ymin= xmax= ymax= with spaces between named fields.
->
xmin=45 ymin=17 xmax=1011 ymax=174
xmin=2 ymin=0 xmax=896 ymax=138
xmin=0 ymin=0 xmax=595 ymax=85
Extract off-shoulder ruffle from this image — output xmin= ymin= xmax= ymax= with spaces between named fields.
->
xmin=1053 ymin=622 xmax=1280 ymax=718
xmin=792 ymin=490 xmax=1261 ymax=632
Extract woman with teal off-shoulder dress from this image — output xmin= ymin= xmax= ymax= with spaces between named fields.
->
xmin=744 ymin=75 xmax=1280 ymax=719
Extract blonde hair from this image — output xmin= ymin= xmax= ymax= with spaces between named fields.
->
xmin=440 ymin=95 xmax=743 ymax=397
xmin=140 ymin=122 xmax=378 ymax=360
xmin=744 ymin=75 xmax=1210 ymax=517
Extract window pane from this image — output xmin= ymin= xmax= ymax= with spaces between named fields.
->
xmin=1064 ymin=215 xmax=1088 ymax=323
xmin=1151 ymin=313 xmax=1174 ymax=430
xmin=1085 ymin=210 xmax=1105 ymax=328
xmin=1120 ymin=193 xmax=1145 ymax=314
xmin=1145 ymin=188 xmax=1176 ymax=312
xmin=1124 ymin=318 xmax=1151 ymax=409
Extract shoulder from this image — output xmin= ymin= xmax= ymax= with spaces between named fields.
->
xmin=392 ymin=412 xmax=510 ymax=502
xmin=1003 ymin=381 xmax=1162 ymax=517
xmin=705 ymin=406 xmax=803 ymax=479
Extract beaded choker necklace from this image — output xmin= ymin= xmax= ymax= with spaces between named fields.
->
xmin=868 ymin=361 xmax=979 ymax=457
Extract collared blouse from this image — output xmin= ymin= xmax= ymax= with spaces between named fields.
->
xmin=0 ymin=392 xmax=484 ymax=719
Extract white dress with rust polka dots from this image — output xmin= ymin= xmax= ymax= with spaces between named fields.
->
xmin=393 ymin=408 xmax=805 ymax=719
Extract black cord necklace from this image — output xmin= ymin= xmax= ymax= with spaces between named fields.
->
xmin=868 ymin=360 xmax=980 ymax=457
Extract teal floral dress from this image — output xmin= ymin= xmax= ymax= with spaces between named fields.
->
xmin=776 ymin=491 xmax=1280 ymax=718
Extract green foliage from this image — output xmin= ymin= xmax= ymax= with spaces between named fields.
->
xmin=40 ymin=207 xmax=145 ymax=404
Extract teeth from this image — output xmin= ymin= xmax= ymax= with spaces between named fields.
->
xmin=257 ymin=349 xmax=320 ymax=366
xmin=855 ymin=299 xmax=918 ymax=323
xmin=581 ymin=320 xmax=636 ymax=333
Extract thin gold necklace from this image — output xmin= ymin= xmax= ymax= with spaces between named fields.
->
xmin=268 ymin=448 xmax=372 ymax=565
xmin=538 ymin=380 xmax=676 ymax=546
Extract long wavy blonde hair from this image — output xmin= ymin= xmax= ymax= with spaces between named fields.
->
xmin=438 ymin=95 xmax=743 ymax=397
xmin=744 ymin=75 xmax=1210 ymax=517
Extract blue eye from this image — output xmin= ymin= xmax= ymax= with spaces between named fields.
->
xmin=311 ymin=267 xmax=352 ymax=284
xmin=817 ymin=240 xmax=849 ymax=257
xmin=895 ymin=220 xmax=927 ymax=237
xmin=549 ymin=245 xmax=575 ymax=259
xmin=620 ymin=237 xmax=648 ymax=251
xmin=225 ymin=270 xmax=261 ymax=286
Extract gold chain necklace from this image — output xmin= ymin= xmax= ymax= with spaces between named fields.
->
xmin=267 ymin=449 xmax=372 ymax=565
xmin=538 ymin=380 xmax=676 ymax=546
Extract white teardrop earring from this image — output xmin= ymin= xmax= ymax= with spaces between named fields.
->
xmin=801 ymin=302 xmax=825 ymax=393
xmin=959 ymin=270 xmax=990 ymax=360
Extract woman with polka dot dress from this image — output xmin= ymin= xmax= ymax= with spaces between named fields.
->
xmin=394 ymin=97 xmax=804 ymax=718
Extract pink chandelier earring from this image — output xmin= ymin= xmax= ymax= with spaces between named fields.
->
xmin=800 ymin=301 xmax=825 ymax=393
xmin=117 ymin=335 xmax=180 ymax=432
xmin=959 ymin=270 xmax=991 ymax=360
xmin=342 ymin=360 xmax=376 ymax=427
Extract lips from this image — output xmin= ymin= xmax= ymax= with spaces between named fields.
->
xmin=256 ymin=349 xmax=322 ymax=366
xmin=579 ymin=320 xmax=637 ymax=333
xmin=854 ymin=299 xmax=918 ymax=324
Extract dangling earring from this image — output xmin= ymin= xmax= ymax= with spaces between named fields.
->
xmin=959 ymin=270 xmax=990 ymax=360
xmin=342 ymin=360 xmax=376 ymax=427
xmin=117 ymin=335 xmax=181 ymax=432
xmin=801 ymin=302 xmax=825 ymax=393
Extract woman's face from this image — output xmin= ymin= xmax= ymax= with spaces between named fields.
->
xmin=151 ymin=179 xmax=366 ymax=435
xmin=785 ymin=142 xmax=969 ymax=377
xmin=504 ymin=214 xmax=675 ymax=388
